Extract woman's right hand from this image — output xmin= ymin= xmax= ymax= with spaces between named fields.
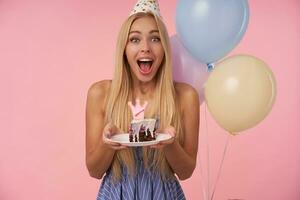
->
xmin=102 ymin=123 xmax=128 ymax=150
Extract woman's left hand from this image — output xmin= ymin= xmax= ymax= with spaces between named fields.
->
xmin=150 ymin=126 xmax=176 ymax=149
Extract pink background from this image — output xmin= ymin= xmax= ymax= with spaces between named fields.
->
xmin=1 ymin=0 xmax=300 ymax=199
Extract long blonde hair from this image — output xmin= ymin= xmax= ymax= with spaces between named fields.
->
xmin=105 ymin=12 xmax=183 ymax=182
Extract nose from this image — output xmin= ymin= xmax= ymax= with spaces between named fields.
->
xmin=140 ymin=40 xmax=150 ymax=53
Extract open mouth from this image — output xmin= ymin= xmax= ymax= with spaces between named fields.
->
xmin=137 ymin=59 xmax=153 ymax=74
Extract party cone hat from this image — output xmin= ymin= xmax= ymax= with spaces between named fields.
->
xmin=130 ymin=0 xmax=162 ymax=18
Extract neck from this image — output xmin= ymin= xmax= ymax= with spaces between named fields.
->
xmin=131 ymin=79 xmax=156 ymax=101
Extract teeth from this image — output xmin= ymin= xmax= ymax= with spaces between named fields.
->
xmin=138 ymin=58 xmax=153 ymax=62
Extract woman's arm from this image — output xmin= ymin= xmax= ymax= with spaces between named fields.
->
xmin=85 ymin=80 xmax=116 ymax=179
xmin=163 ymin=83 xmax=200 ymax=180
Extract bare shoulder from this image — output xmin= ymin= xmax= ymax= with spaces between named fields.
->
xmin=87 ymin=80 xmax=112 ymax=111
xmin=88 ymin=80 xmax=111 ymax=96
xmin=174 ymin=82 xmax=199 ymax=103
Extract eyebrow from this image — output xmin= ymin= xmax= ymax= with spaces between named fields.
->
xmin=129 ymin=30 xmax=159 ymax=35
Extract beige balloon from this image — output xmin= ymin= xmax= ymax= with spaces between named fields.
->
xmin=204 ymin=55 xmax=277 ymax=134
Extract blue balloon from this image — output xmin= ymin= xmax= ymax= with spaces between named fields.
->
xmin=176 ymin=0 xmax=249 ymax=64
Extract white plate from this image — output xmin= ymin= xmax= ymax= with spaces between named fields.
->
xmin=109 ymin=133 xmax=172 ymax=147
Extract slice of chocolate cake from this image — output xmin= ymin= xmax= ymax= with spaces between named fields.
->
xmin=129 ymin=118 xmax=157 ymax=142
xmin=128 ymin=99 xmax=158 ymax=142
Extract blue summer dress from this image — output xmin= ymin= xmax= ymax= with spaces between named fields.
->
xmin=97 ymin=147 xmax=186 ymax=200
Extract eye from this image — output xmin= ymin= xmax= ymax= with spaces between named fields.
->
xmin=129 ymin=37 xmax=140 ymax=43
xmin=151 ymin=36 xmax=161 ymax=42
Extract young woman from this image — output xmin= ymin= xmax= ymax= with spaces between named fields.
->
xmin=86 ymin=1 xmax=199 ymax=199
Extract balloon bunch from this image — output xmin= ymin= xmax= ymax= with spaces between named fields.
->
xmin=172 ymin=0 xmax=277 ymax=199
xmin=172 ymin=0 xmax=276 ymax=134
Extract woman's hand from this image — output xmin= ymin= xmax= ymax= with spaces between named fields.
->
xmin=150 ymin=126 xmax=176 ymax=149
xmin=102 ymin=123 xmax=128 ymax=150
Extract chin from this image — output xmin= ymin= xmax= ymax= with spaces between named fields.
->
xmin=134 ymin=71 xmax=156 ymax=83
